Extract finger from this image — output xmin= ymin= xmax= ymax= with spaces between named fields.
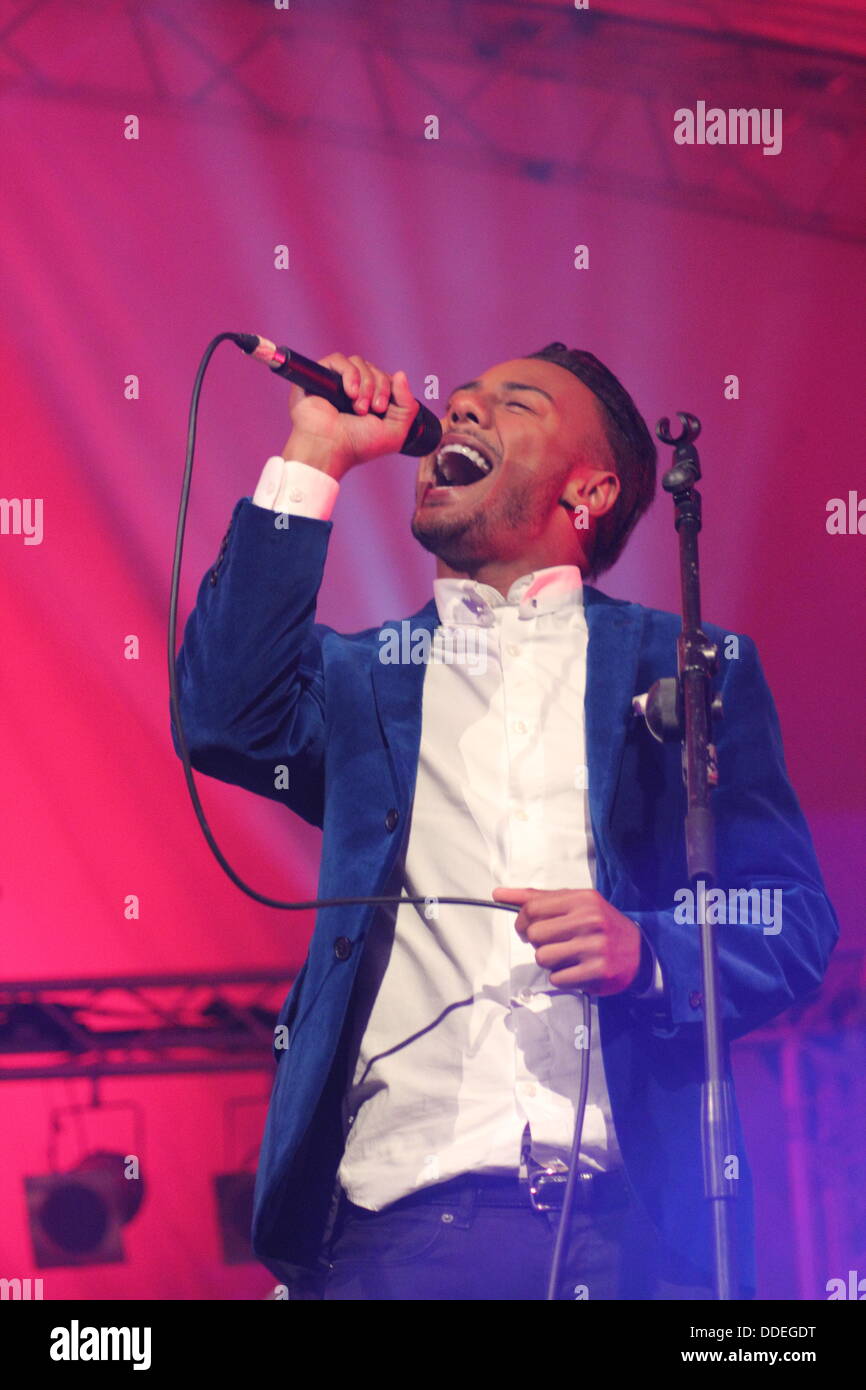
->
xmin=509 ymin=888 xmax=595 ymax=924
xmin=390 ymin=370 xmax=416 ymax=410
xmin=530 ymin=889 xmax=606 ymax=929
xmin=348 ymin=355 xmax=376 ymax=413
xmin=368 ymin=367 xmax=393 ymax=415
xmin=532 ymin=934 xmax=606 ymax=971
xmin=547 ymin=959 xmax=607 ymax=991
xmin=317 ymin=352 xmax=359 ymax=398
xmin=491 ymin=886 xmax=534 ymax=905
xmin=522 ymin=916 xmax=601 ymax=946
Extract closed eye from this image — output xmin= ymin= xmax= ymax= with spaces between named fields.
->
xmin=506 ymin=400 xmax=533 ymax=411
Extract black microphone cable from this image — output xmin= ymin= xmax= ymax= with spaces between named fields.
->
xmin=545 ymin=988 xmax=592 ymax=1301
xmin=169 ymin=332 xmax=592 ymax=1301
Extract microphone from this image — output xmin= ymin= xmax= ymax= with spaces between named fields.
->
xmin=230 ymin=333 xmax=442 ymax=458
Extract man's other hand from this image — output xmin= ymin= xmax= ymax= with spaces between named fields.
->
xmin=491 ymin=886 xmax=643 ymax=995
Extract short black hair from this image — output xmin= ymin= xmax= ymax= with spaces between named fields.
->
xmin=527 ymin=342 xmax=657 ymax=577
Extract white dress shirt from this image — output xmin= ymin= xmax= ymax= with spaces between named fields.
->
xmin=251 ymin=456 xmax=660 ymax=1212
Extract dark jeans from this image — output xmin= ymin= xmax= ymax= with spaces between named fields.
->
xmin=322 ymin=1173 xmax=715 ymax=1301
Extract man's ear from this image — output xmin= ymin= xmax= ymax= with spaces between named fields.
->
xmin=561 ymin=468 xmax=620 ymax=519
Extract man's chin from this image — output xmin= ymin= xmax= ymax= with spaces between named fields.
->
xmin=410 ymin=506 xmax=485 ymax=567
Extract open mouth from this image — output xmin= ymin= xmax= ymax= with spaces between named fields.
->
xmin=431 ymin=440 xmax=496 ymax=489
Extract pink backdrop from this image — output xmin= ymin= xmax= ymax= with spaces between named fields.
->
xmin=2 ymin=0 xmax=864 ymax=1299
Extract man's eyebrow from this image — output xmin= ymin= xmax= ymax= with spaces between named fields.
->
xmin=501 ymin=381 xmax=554 ymax=402
xmin=446 ymin=380 xmax=555 ymax=403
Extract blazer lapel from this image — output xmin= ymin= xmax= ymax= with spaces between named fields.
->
xmin=583 ymin=587 xmax=645 ymax=878
xmin=370 ymin=600 xmax=440 ymax=813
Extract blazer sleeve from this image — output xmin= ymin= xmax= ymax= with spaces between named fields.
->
xmin=628 ymin=634 xmax=840 ymax=1041
xmin=169 ymin=497 xmax=333 ymax=828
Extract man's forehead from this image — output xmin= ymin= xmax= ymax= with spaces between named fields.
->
xmin=449 ymin=357 xmax=598 ymax=411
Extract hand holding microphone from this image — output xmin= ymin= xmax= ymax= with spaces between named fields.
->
xmin=231 ymin=334 xmax=442 ymax=481
xmin=284 ymin=351 xmax=425 ymax=481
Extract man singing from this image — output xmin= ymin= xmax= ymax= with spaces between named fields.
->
xmin=172 ymin=342 xmax=838 ymax=1299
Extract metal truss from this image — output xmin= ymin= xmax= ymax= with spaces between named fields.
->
xmin=2 ymin=0 xmax=865 ymax=241
xmin=1 ymin=948 xmax=861 ymax=1077
xmin=736 ymin=951 xmax=866 ymax=1299
xmin=0 ymin=969 xmax=294 ymax=1080
xmin=2 ymin=954 xmax=862 ymax=1293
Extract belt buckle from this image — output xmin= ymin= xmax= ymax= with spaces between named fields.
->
xmin=527 ymin=1160 xmax=569 ymax=1213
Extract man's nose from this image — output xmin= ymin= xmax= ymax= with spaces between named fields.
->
xmin=448 ymin=387 xmax=489 ymax=427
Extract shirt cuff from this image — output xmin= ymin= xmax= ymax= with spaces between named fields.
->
xmin=252 ymin=456 xmax=340 ymax=520
xmin=629 ymin=925 xmax=665 ymax=1000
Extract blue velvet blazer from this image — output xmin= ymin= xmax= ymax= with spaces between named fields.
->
xmin=172 ymin=498 xmax=839 ymax=1296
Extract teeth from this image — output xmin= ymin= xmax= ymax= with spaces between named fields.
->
xmin=434 ymin=443 xmax=493 ymax=486
xmin=438 ymin=444 xmax=492 ymax=473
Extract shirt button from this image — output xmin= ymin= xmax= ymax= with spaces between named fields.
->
xmin=334 ymin=936 xmax=353 ymax=961
xmin=519 ymin=989 xmax=533 ymax=1003
xmin=521 ymin=1082 xmax=538 ymax=1097
xmin=462 ymin=595 xmax=487 ymax=618
xmin=506 ymin=643 xmax=520 ymax=657
xmin=289 ymin=488 xmax=303 ymax=503
xmin=514 ymin=808 xmax=528 ymax=822
xmin=513 ymin=720 xmax=527 ymax=735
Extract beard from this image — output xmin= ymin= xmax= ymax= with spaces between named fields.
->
xmin=411 ymin=505 xmax=491 ymax=570
xmin=411 ymin=473 xmax=562 ymax=571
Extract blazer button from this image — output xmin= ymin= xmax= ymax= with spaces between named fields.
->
xmin=689 ymin=991 xmax=704 ymax=1010
xmin=384 ymin=808 xmax=399 ymax=832
xmin=334 ymin=936 xmax=353 ymax=961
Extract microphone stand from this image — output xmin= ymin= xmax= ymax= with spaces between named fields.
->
xmin=632 ymin=413 xmax=737 ymax=1300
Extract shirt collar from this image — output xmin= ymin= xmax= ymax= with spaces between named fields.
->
xmin=433 ymin=565 xmax=584 ymax=626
